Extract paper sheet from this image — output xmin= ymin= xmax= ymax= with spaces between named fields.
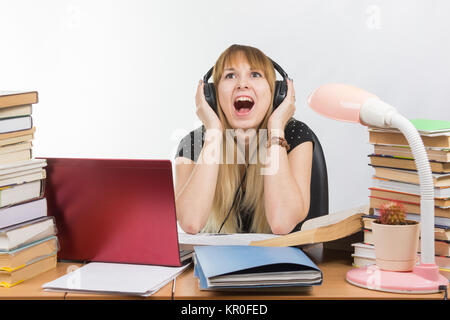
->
xmin=178 ymin=232 xmax=279 ymax=250
xmin=42 ymin=262 xmax=191 ymax=297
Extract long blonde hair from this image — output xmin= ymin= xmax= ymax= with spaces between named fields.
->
xmin=202 ymin=44 xmax=276 ymax=234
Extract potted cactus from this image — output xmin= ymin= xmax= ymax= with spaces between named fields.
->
xmin=371 ymin=201 xmax=420 ymax=271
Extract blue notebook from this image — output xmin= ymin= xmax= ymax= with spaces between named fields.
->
xmin=193 ymin=245 xmax=322 ymax=290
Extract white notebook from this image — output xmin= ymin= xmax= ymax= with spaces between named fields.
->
xmin=42 ymin=262 xmax=191 ymax=297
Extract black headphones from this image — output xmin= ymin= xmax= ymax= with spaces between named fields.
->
xmin=203 ymin=58 xmax=289 ymax=115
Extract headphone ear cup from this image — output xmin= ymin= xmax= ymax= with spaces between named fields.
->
xmin=203 ymin=83 xmax=218 ymax=115
xmin=272 ymin=80 xmax=288 ymax=111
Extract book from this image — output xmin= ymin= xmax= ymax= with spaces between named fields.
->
xmin=0 ymin=91 xmax=38 ymax=109
xmin=370 ymin=209 xmax=450 ymax=228
xmin=433 ymin=241 xmax=450 ymax=257
xmin=0 ymin=198 xmax=47 ymax=229
xmin=42 ymin=262 xmax=191 ymax=297
xmin=359 ymin=231 xmax=449 ymax=256
xmin=372 ymin=167 xmax=450 ymax=187
xmin=249 ymin=205 xmax=368 ymax=247
xmin=371 ymin=177 xmax=450 ymax=198
xmin=373 ymin=145 xmax=450 ymax=162
xmin=0 ymin=236 xmax=58 ymax=271
xmin=409 ymin=119 xmax=450 ymax=134
xmin=351 ymin=242 xmax=450 ymax=268
xmin=0 ymin=134 xmax=33 ymax=148
xmin=352 ymin=242 xmax=376 ymax=258
xmin=0 ymin=216 xmax=57 ymax=251
xmin=0 ymin=168 xmax=46 ymax=188
xmin=0 ymin=180 xmax=45 ymax=208
xmin=0 ymin=158 xmax=47 ymax=175
xmin=0 ymin=141 xmax=32 ymax=155
xmin=369 ymin=155 xmax=450 ymax=173
xmin=0 ymin=142 xmax=33 ymax=166
xmin=0 ymin=116 xmax=33 ymax=134
xmin=363 ymin=228 xmax=375 ymax=245
xmin=369 ymin=131 xmax=450 ymax=148
xmin=0 ymin=254 xmax=56 ymax=288
xmin=363 ymin=216 xmax=449 ymax=241
xmin=362 ymin=217 xmax=374 ymax=229
xmin=0 ymin=149 xmax=32 ymax=165
xmin=369 ymin=196 xmax=449 ymax=219
xmin=369 ymin=188 xmax=450 ymax=207
xmin=0 ymin=127 xmax=35 ymax=147
xmin=352 ymin=255 xmax=376 ymax=268
xmin=0 ymin=105 xmax=32 ymax=120
xmin=369 ymin=119 xmax=450 ymax=135
xmin=193 ymin=245 xmax=322 ymax=289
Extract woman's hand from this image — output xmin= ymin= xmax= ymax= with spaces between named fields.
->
xmin=268 ymin=78 xmax=296 ymax=131
xmin=196 ymin=80 xmax=223 ymax=131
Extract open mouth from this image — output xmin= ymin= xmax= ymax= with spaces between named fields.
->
xmin=233 ymin=96 xmax=254 ymax=115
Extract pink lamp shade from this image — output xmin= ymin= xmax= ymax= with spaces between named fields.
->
xmin=307 ymin=83 xmax=379 ymax=123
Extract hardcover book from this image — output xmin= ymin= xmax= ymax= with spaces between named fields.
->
xmin=250 ymin=205 xmax=368 ymax=247
xmin=0 ymin=91 xmax=38 ymax=109
xmin=0 ymin=216 xmax=57 ymax=251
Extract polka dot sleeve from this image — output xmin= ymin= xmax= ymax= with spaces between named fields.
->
xmin=284 ymin=118 xmax=314 ymax=153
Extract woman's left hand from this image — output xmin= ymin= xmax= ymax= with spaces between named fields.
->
xmin=268 ymin=78 xmax=296 ymax=131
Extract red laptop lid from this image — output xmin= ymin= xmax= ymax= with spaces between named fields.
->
xmin=43 ymin=158 xmax=181 ymax=267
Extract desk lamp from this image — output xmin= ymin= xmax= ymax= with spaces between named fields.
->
xmin=307 ymin=83 xmax=448 ymax=293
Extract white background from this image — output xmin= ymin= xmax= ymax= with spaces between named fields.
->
xmin=1 ymin=0 xmax=449 ymax=213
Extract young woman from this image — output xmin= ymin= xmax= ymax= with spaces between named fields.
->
xmin=175 ymin=44 xmax=314 ymax=235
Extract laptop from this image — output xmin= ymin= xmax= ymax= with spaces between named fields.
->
xmin=42 ymin=158 xmax=191 ymax=267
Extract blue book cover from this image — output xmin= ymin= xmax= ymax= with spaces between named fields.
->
xmin=193 ymin=245 xmax=322 ymax=289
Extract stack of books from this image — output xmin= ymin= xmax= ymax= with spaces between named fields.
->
xmin=351 ymin=119 xmax=450 ymax=279
xmin=0 ymin=91 xmax=58 ymax=288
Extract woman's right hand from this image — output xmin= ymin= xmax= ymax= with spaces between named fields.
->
xmin=196 ymin=80 xmax=223 ymax=131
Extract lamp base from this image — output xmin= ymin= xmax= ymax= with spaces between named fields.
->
xmin=346 ymin=264 xmax=448 ymax=294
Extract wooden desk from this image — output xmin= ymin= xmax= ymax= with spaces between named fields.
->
xmin=0 ymin=248 xmax=446 ymax=300
xmin=173 ymin=245 xmax=446 ymax=300
xmin=65 ymin=280 xmax=173 ymax=300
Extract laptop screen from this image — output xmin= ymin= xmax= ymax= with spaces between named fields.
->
xmin=43 ymin=158 xmax=182 ymax=267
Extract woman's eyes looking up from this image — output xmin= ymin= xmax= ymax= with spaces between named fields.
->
xmin=224 ymin=72 xmax=262 ymax=79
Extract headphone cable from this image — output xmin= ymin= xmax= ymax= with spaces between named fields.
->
xmin=216 ymin=131 xmax=262 ymax=234
xmin=217 ymin=163 xmax=249 ymax=234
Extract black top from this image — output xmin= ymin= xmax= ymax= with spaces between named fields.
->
xmin=174 ymin=117 xmax=314 ymax=233
xmin=176 ymin=117 xmax=314 ymax=163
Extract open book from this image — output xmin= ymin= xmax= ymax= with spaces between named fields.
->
xmin=249 ymin=205 xmax=369 ymax=247
xmin=178 ymin=205 xmax=368 ymax=248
